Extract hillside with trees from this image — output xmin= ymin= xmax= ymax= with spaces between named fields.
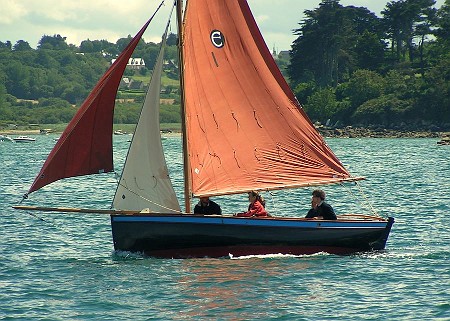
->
xmin=0 ymin=0 xmax=449 ymax=132
xmin=0 ymin=33 xmax=180 ymax=129
xmin=288 ymin=0 xmax=450 ymax=131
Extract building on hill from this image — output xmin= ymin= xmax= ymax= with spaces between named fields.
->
xmin=128 ymin=79 xmax=144 ymax=90
xmin=127 ymin=58 xmax=145 ymax=70
xmin=111 ymin=58 xmax=146 ymax=70
xmin=272 ymin=48 xmax=290 ymax=61
xmin=119 ymin=77 xmax=131 ymax=89
xmin=119 ymin=77 xmax=145 ymax=90
xmin=278 ymin=50 xmax=290 ymax=60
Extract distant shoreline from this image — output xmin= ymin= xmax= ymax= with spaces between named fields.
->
xmin=0 ymin=129 xmax=42 ymax=135
xmin=1 ymin=127 xmax=447 ymax=139
xmin=317 ymin=127 xmax=446 ymax=139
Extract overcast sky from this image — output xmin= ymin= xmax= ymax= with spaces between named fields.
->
xmin=0 ymin=0 xmax=445 ymax=51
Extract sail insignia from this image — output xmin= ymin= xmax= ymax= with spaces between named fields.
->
xmin=210 ymin=30 xmax=225 ymax=48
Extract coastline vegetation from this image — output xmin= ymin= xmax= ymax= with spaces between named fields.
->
xmin=0 ymin=0 xmax=449 ymax=135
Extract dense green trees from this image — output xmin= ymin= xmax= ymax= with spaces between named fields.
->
xmin=289 ymin=1 xmax=383 ymax=87
xmin=289 ymin=0 xmax=450 ymax=130
xmin=0 ymin=1 xmax=448 ymax=131
xmin=0 ymin=33 xmax=180 ymax=127
xmin=0 ymin=47 xmax=106 ymax=103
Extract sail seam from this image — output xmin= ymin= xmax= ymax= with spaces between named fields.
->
xmin=233 ymin=150 xmax=241 ymax=168
xmin=254 ymin=148 xmax=260 ymax=162
xmin=211 ymin=52 xmax=219 ymax=67
xmin=197 ymin=114 xmax=206 ymax=133
xmin=231 ymin=112 xmax=239 ymax=130
xmin=253 ymin=110 xmax=262 ymax=128
xmin=212 ymin=113 xmax=218 ymax=129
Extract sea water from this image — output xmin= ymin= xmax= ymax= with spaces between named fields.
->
xmin=1 ymin=134 xmax=449 ymax=320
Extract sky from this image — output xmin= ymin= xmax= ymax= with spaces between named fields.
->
xmin=0 ymin=0 xmax=446 ymax=52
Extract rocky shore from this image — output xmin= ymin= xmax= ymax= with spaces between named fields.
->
xmin=317 ymin=126 xmax=445 ymax=138
xmin=1 ymin=127 xmax=447 ymax=139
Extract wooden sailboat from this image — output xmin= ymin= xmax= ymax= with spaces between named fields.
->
xmin=14 ymin=0 xmax=394 ymax=258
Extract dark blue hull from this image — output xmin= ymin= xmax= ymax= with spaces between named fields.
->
xmin=110 ymin=214 xmax=394 ymax=258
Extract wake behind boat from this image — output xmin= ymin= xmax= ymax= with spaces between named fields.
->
xmin=0 ymin=135 xmax=14 ymax=142
xmin=14 ymin=0 xmax=393 ymax=258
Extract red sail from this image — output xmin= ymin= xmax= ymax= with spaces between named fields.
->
xmin=183 ymin=0 xmax=353 ymax=197
xmin=27 ymin=18 xmax=153 ymax=195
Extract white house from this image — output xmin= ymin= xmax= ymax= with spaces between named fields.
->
xmin=111 ymin=57 xmax=146 ymax=70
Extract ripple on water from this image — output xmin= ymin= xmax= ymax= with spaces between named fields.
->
xmin=1 ymin=136 xmax=449 ymax=320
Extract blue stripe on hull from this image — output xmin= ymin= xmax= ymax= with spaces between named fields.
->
xmin=111 ymin=215 xmax=388 ymax=228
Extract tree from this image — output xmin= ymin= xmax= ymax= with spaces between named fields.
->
xmin=289 ymin=0 xmax=382 ymax=87
xmin=414 ymin=5 xmax=437 ymax=72
xmin=304 ymin=87 xmax=337 ymax=123
xmin=344 ymin=69 xmax=385 ymax=109
xmin=116 ymin=36 xmax=133 ymax=52
xmin=13 ymin=40 xmax=32 ymax=51
xmin=434 ymin=0 xmax=450 ymax=51
xmin=419 ymin=54 xmax=450 ymax=124
xmin=60 ymin=82 xmax=87 ymax=105
xmin=4 ymin=61 xmax=30 ymax=98
xmin=352 ymin=94 xmax=414 ymax=125
xmin=0 ymin=41 xmax=12 ymax=50
xmin=166 ymin=33 xmax=178 ymax=46
xmin=382 ymin=0 xmax=437 ymax=65
xmin=35 ymin=50 xmax=59 ymax=69
xmin=289 ymin=0 xmax=344 ymax=87
xmin=79 ymin=40 xmax=95 ymax=53
xmin=293 ymin=81 xmax=316 ymax=106
xmin=38 ymin=34 xmax=69 ymax=50
xmin=354 ymin=30 xmax=386 ymax=71
xmin=0 ymin=70 xmax=7 ymax=110
xmin=382 ymin=1 xmax=408 ymax=62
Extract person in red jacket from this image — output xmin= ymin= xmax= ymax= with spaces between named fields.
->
xmin=234 ymin=190 xmax=269 ymax=217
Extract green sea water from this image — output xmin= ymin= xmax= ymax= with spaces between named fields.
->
xmin=1 ymin=135 xmax=449 ymax=320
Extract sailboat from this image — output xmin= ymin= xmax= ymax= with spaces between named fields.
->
xmin=14 ymin=0 xmax=394 ymax=258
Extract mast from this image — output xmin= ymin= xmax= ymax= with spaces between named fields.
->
xmin=176 ymin=0 xmax=191 ymax=213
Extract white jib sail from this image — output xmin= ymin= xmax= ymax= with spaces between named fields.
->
xmin=113 ymin=33 xmax=181 ymax=213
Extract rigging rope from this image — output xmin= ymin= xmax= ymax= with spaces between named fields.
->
xmin=25 ymin=210 xmax=47 ymax=222
xmin=340 ymin=182 xmax=380 ymax=217
xmin=266 ymin=183 xmax=381 ymax=218
xmin=266 ymin=190 xmax=279 ymax=216
xmin=21 ymin=211 xmax=75 ymax=247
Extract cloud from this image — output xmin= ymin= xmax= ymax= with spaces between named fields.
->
xmin=0 ymin=0 xmax=27 ymax=25
xmin=1 ymin=0 xmax=446 ymax=50
xmin=1 ymin=0 xmax=173 ymax=47
xmin=254 ymin=14 xmax=270 ymax=24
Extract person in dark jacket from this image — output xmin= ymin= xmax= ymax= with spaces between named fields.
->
xmin=194 ymin=197 xmax=222 ymax=215
xmin=305 ymin=189 xmax=337 ymax=220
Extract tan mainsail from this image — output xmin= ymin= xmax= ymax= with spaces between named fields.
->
xmin=183 ymin=0 xmax=355 ymax=197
